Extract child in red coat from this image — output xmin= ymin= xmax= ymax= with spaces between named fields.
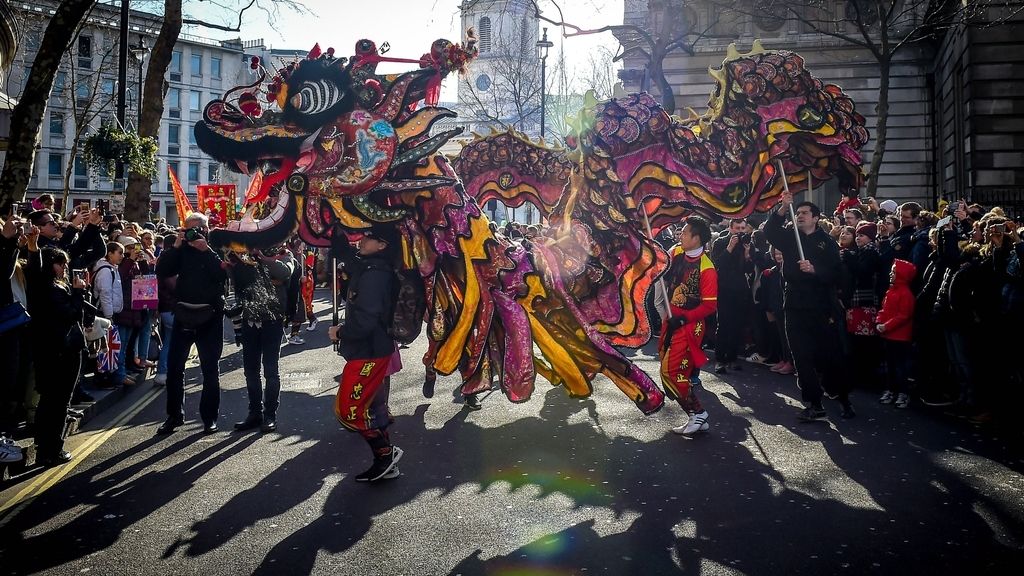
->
xmin=876 ymin=259 xmax=916 ymax=408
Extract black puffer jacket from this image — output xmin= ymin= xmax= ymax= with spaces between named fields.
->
xmin=156 ymin=244 xmax=227 ymax=309
xmin=338 ymin=253 xmax=395 ymax=360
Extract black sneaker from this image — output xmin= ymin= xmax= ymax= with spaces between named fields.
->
xmin=354 ymin=446 xmax=404 ymax=482
xmin=798 ymin=407 xmax=828 ymax=422
xmin=464 ymin=393 xmax=482 ymax=411
xmin=260 ymin=417 xmax=277 ymax=433
xmin=423 ymin=375 xmax=436 ymax=399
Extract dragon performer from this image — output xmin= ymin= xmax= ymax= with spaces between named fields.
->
xmin=193 ymin=36 xmax=867 ymax=416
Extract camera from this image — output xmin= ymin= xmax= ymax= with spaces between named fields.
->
xmin=72 ymin=269 xmax=87 ymax=283
xmin=737 ymin=232 xmax=751 ymax=245
xmin=989 ymin=223 xmax=1006 ymax=234
xmin=184 ymin=227 xmax=206 ymax=242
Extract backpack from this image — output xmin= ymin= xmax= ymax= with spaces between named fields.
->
xmin=365 ymin=260 xmax=426 ymax=345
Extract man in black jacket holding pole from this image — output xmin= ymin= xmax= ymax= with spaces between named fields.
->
xmin=764 ymin=188 xmax=855 ymax=421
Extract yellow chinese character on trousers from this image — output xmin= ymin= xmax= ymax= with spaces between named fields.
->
xmin=346 ymin=406 xmax=358 ymax=421
xmin=351 ymin=383 xmax=363 ymax=400
xmin=359 ymin=362 xmax=376 ymax=376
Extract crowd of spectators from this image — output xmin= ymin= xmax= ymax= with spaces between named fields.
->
xmin=692 ymin=193 xmax=1023 ymax=424
xmin=0 ymin=194 xmax=317 ymax=466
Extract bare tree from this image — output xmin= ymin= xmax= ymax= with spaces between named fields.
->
xmin=61 ymin=31 xmax=119 ymax=206
xmin=460 ymin=12 xmax=544 ymax=133
xmin=718 ymin=0 xmax=1022 ymax=198
xmin=528 ymin=0 xmax=724 ymax=113
xmin=0 ymin=0 xmax=98 ymax=213
xmin=124 ymin=0 xmax=308 ymax=221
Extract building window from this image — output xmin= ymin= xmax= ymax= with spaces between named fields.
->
xmin=167 ymin=161 xmax=179 ymax=191
xmin=102 ymin=78 xmax=115 ymax=95
xmin=170 ymin=50 xmax=182 ymax=81
xmin=189 ymin=90 xmax=201 ymax=112
xmin=74 ymin=155 xmax=88 ymax=188
xmin=53 ymin=71 xmax=66 ymax=95
xmin=191 ymin=53 xmax=202 ymax=77
xmin=479 ymin=17 xmax=491 ymax=53
xmin=167 ymin=124 xmax=180 ymax=155
xmin=48 ymin=153 xmax=63 ymax=178
xmin=211 ymin=56 xmax=221 ymax=79
xmin=49 ymin=112 xmax=65 ymax=136
xmin=188 ymin=162 xmax=200 ymax=184
xmin=168 ymin=87 xmax=181 ymax=118
xmin=188 ymin=126 xmax=197 ymax=146
xmin=78 ymin=36 xmax=92 ymax=69
xmin=75 ymin=83 xmax=90 ymax=105
xmin=207 ymin=163 xmax=219 ymax=182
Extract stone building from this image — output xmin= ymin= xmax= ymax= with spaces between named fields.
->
xmin=616 ymin=0 xmax=1024 ymax=217
xmin=0 ymin=0 xmax=19 ymax=159
xmin=4 ymin=0 xmax=248 ymax=222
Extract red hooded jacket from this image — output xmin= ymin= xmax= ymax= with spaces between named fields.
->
xmin=876 ymin=259 xmax=916 ymax=341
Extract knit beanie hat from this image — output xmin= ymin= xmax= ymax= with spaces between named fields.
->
xmin=856 ymin=222 xmax=877 ymax=241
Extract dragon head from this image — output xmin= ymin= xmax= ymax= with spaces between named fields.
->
xmin=195 ymin=38 xmax=478 ymax=251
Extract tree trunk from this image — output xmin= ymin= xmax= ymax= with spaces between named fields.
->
xmin=124 ymin=0 xmax=181 ymax=222
xmin=0 ymin=0 xmax=97 ymax=213
xmin=649 ymin=54 xmax=676 ymax=114
xmin=866 ymin=58 xmax=890 ymax=199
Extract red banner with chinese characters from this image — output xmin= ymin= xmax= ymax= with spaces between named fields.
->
xmin=196 ymin=184 xmax=237 ymax=229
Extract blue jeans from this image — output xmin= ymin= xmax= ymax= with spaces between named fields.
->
xmin=240 ymin=321 xmax=284 ymax=418
xmin=116 ymin=324 xmax=133 ymax=384
xmin=136 ymin=310 xmax=152 ymax=367
xmin=157 ymin=312 xmax=174 ymax=375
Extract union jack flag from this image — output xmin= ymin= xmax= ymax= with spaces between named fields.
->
xmin=96 ymin=325 xmax=121 ymax=374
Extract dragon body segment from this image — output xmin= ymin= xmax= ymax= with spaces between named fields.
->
xmin=195 ymin=39 xmax=666 ymax=414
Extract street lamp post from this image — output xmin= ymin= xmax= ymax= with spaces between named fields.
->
xmin=536 ymin=27 xmax=553 ymax=138
xmin=115 ymin=0 xmax=129 ymax=189
xmin=130 ymin=36 xmax=148 ymax=129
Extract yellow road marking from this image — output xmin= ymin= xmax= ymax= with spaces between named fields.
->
xmin=0 ymin=386 xmax=163 ymax=518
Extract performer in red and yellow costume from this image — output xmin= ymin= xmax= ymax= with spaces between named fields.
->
xmin=659 ymin=215 xmax=718 ymax=437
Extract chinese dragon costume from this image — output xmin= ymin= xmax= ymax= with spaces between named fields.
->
xmin=193 ymin=37 xmax=867 ymax=415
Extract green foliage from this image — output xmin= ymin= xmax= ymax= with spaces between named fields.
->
xmin=82 ymin=122 xmax=158 ymax=178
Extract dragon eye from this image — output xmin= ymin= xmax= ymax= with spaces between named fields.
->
xmin=295 ymin=80 xmax=343 ymax=115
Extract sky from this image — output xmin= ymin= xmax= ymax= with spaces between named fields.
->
xmin=190 ymin=0 xmax=626 ymax=101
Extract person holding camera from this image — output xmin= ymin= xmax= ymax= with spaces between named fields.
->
xmin=764 ymin=190 xmax=854 ymax=421
xmin=710 ymin=218 xmax=753 ymax=373
xmin=24 ymin=230 xmax=90 ymax=466
xmin=155 ymin=213 xmax=228 ymax=435
xmin=229 ymin=246 xmax=295 ymax=433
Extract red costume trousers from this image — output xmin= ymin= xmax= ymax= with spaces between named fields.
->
xmin=334 ymin=355 xmax=393 ymax=432
xmin=659 ymin=320 xmax=707 ymax=414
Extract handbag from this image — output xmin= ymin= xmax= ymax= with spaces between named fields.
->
xmin=131 ymin=275 xmax=159 ymax=310
xmin=174 ymin=302 xmax=216 ymax=330
xmin=0 ymin=301 xmax=31 ymax=334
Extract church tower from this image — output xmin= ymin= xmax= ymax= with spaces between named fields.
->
xmin=458 ymin=0 xmax=541 ymax=134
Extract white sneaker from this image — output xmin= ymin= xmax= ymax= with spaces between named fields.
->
xmin=287 ymin=335 xmax=305 ymax=345
xmin=154 ymin=373 xmax=167 ymax=386
xmin=879 ymin=390 xmax=894 ymax=404
xmin=306 ymin=318 xmax=318 ymax=331
xmin=0 ymin=436 xmax=23 ymax=463
xmin=745 ymin=353 xmax=769 ymax=364
xmin=895 ymin=393 xmax=910 ymax=409
xmin=672 ymin=411 xmax=709 ymax=437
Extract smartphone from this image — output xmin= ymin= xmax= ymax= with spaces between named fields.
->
xmin=103 ymin=214 xmax=117 ymax=223
xmin=990 ymin=223 xmax=1006 ymax=234
xmin=936 ymin=215 xmax=952 ymax=228
xmin=72 ymin=269 xmax=87 ymax=282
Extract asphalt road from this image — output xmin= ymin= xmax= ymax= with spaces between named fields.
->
xmin=1 ymin=294 xmax=1023 ymax=575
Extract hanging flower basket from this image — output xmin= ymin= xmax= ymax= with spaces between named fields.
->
xmin=82 ymin=123 xmax=158 ymax=178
